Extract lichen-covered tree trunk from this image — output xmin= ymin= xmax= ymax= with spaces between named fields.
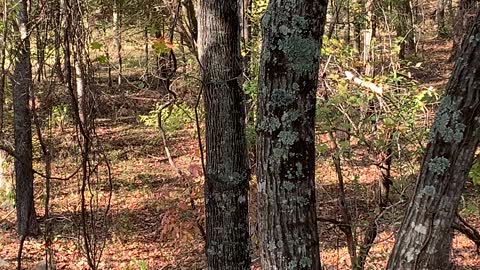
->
xmin=197 ymin=0 xmax=250 ymax=269
xmin=256 ymin=1 xmax=327 ymax=269
xmin=13 ymin=0 xmax=39 ymax=237
xmin=387 ymin=12 xmax=480 ymax=270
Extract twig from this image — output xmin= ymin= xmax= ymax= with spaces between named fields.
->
xmin=453 ymin=214 xmax=480 ymax=251
xmin=0 ymin=208 xmax=15 ymax=222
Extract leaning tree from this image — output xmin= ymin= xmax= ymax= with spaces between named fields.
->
xmin=387 ymin=11 xmax=480 ymax=270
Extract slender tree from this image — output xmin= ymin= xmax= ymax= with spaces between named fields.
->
xmin=256 ymin=0 xmax=327 ymax=269
xmin=197 ymin=0 xmax=250 ymax=269
xmin=13 ymin=0 xmax=39 ymax=236
xmin=387 ymin=11 xmax=480 ymax=270
xmin=113 ymin=0 xmax=122 ymax=86
xmin=0 ymin=0 xmax=9 ymax=195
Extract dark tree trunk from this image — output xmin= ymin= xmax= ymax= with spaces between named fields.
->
xmin=0 ymin=0 xmax=8 ymax=195
xmin=53 ymin=0 xmax=64 ymax=82
xmin=451 ymin=0 xmax=478 ymax=60
xmin=197 ymin=0 xmax=250 ymax=269
xmin=436 ymin=0 xmax=447 ymax=36
xmin=13 ymin=0 xmax=39 ymax=237
xmin=256 ymin=0 xmax=327 ymax=269
xmin=387 ymin=11 xmax=480 ymax=270
xmin=396 ymin=0 xmax=415 ymax=59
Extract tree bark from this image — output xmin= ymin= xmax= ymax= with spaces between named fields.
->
xmin=436 ymin=0 xmax=447 ymax=36
xmin=13 ymin=0 xmax=39 ymax=237
xmin=451 ymin=0 xmax=478 ymax=60
xmin=113 ymin=0 xmax=122 ymax=86
xmin=53 ymin=0 xmax=64 ymax=82
xmin=197 ymin=0 xmax=250 ymax=269
xmin=256 ymin=0 xmax=327 ymax=269
xmin=387 ymin=11 xmax=480 ymax=270
xmin=0 ymin=0 xmax=8 ymax=195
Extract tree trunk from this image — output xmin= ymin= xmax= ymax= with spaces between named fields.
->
xmin=53 ymin=0 xmax=64 ymax=82
xmin=72 ymin=3 xmax=87 ymax=126
xmin=353 ymin=0 xmax=363 ymax=53
xmin=239 ymin=0 xmax=252 ymax=78
xmin=256 ymin=0 xmax=327 ymax=269
xmin=436 ymin=0 xmax=447 ymax=36
xmin=144 ymin=25 xmax=149 ymax=75
xmin=113 ymin=0 xmax=122 ymax=86
xmin=363 ymin=0 xmax=375 ymax=76
xmin=197 ymin=0 xmax=250 ymax=269
xmin=396 ymin=0 xmax=415 ymax=59
xmin=13 ymin=0 xmax=39 ymax=237
xmin=0 ymin=0 xmax=8 ymax=196
xmin=387 ymin=11 xmax=480 ymax=270
xmin=451 ymin=0 xmax=478 ymax=60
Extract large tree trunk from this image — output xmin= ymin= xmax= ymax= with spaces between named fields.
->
xmin=387 ymin=11 xmax=480 ymax=270
xmin=256 ymin=0 xmax=327 ymax=269
xmin=197 ymin=0 xmax=250 ymax=269
xmin=451 ymin=0 xmax=478 ymax=60
xmin=13 ymin=0 xmax=39 ymax=237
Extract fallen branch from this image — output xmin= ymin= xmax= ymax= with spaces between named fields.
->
xmin=0 ymin=143 xmax=81 ymax=181
xmin=453 ymin=214 xmax=480 ymax=251
xmin=345 ymin=71 xmax=383 ymax=95
xmin=0 ymin=208 xmax=15 ymax=223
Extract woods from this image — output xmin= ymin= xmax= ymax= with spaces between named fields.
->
xmin=0 ymin=0 xmax=479 ymax=269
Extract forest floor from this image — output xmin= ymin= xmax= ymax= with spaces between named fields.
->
xmin=1 ymin=30 xmax=480 ymax=270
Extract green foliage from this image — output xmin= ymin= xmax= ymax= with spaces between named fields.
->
xmin=52 ymin=104 xmax=70 ymax=128
xmin=121 ymin=259 xmax=148 ymax=270
xmin=0 ymin=188 xmax=15 ymax=207
xmin=139 ymin=103 xmax=194 ymax=134
xmin=317 ymin=35 xmax=440 ymax=166
xmin=152 ymin=37 xmax=174 ymax=55
xmin=469 ymin=158 xmax=480 ymax=186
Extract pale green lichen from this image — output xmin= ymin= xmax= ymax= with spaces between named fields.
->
xmin=299 ymin=256 xmax=313 ymax=268
xmin=278 ymin=131 xmax=299 ymax=146
xmin=295 ymin=196 xmax=309 ymax=206
xmin=258 ymin=117 xmax=281 ymax=133
xmin=421 ymin=185 xmax=436 ymax=197
xmin=429 ymin=96 xmax=466 ymax=143
xmin=279 ymin=25 xmax=291 ymax=36
xmin=281 ymin=110 xmax=301 ymax=126
xmin=288 ymin=259 xmax=298 ymax=270
xmin=428 ymin=156 xmax=450 ymax=175
xmin=277 ymin=35 xmax=320 ymax=75
xmin=295 ymin=162 xmax=303 ymax=177
xmin=270 ymin=88 xmax=296 ymax=108
xmin=283 ymin=181 xmax=296 ymax=192
xmin=293 ymin=15 xmax=307 ymax=29
xmin=272 ymin=147 xmax=289 ymax=161
xmin=286 ymin=169 xmax=295 ymax=180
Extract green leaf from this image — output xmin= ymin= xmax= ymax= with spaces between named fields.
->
xmin=90 ymin=41 xmax=103 ymax=50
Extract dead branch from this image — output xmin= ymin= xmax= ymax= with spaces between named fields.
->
xmin=345 ymin=71 xmax=383 ymax=95
xmin=453 ymin=214 xmax=480 ymax=251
